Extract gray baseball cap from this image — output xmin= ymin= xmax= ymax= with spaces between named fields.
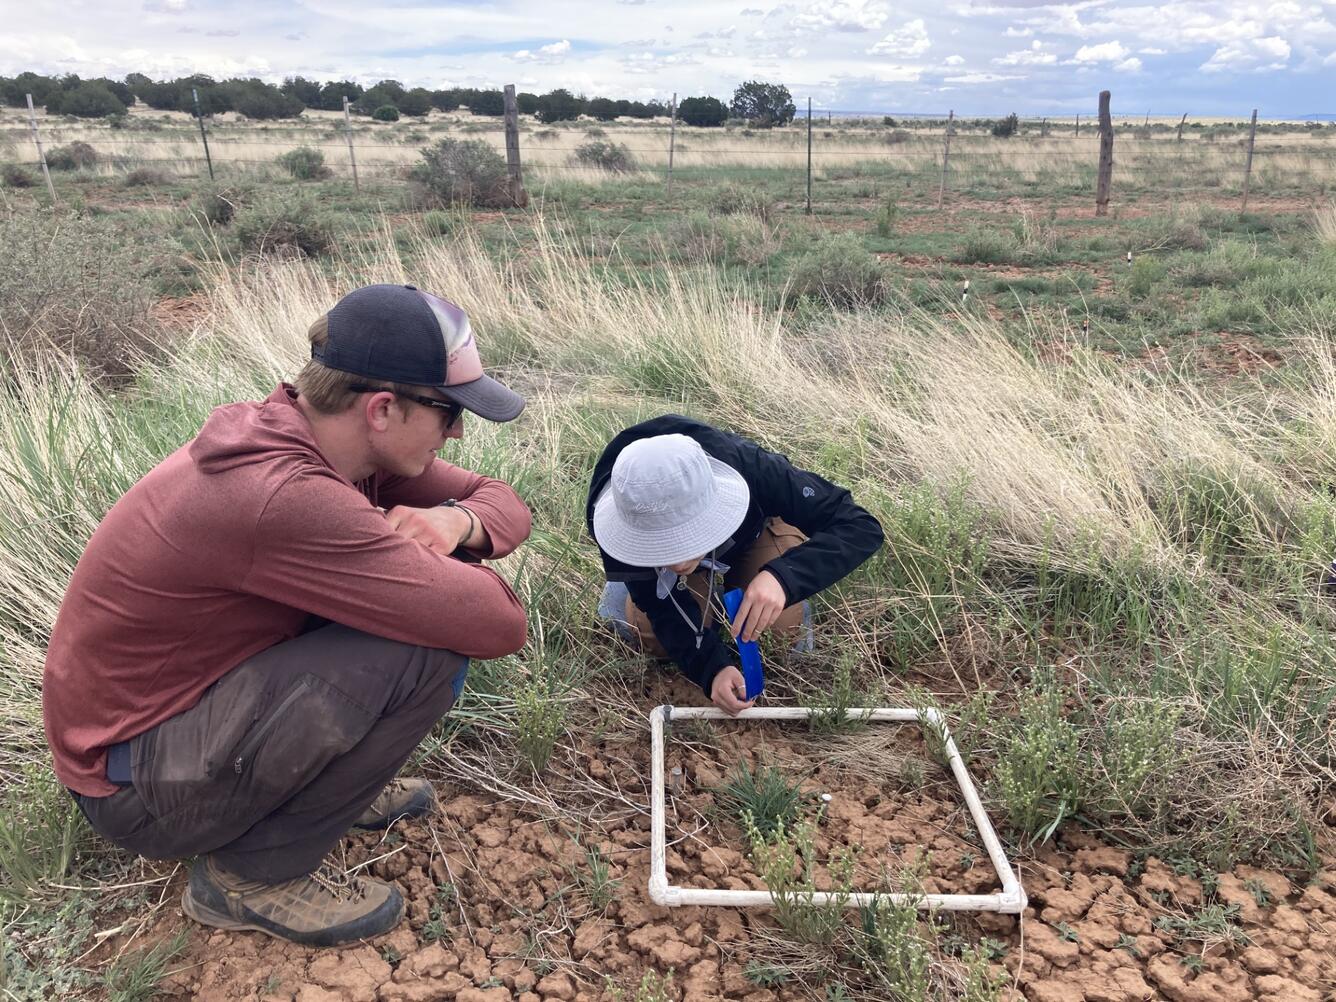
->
xmin=592 ymin=434 xmax=750 ymax=567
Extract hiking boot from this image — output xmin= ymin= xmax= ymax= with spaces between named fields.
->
xmin=182 ymin=855 xmax=404 ymax=947
xmin=351 ymin=777 xmax=438 ymax=831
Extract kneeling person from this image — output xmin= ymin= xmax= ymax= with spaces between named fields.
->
xmin=43 ymin=285 xmax=531 ymax=947
xmin=587 ymin=416 xmax=883 ymax=714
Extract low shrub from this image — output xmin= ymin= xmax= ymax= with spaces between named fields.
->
xmin=2 ymin=163 xmax=36 ymax=188
xmin=372 ymin=105 xmax=400 ymax=122
xmin=410 ymin=137 xmax=511 ymax=208
xmin=952 ymin=228 xmax=1016 ymax=265
xmin=0 ymin=207 xmax=159 ymax=377
xmin=233 ymin=195 xmax=333 ymax=258
xmin=276 ymin=146 xmax=332 ymax=180
xmin=571 ymin=140 xmax=636 ymax=173
xmin=786 ymin=232 xmax=888 ymax=306
xmin=190 ymin=182 xmax=255 ymax=226
xmin=707 ymin=183 xmax=774 ymax=222
xmin=44 ymin=141 xmax=98 ymax=171
xmin=124 ymin=167 xmax=170 ymax=187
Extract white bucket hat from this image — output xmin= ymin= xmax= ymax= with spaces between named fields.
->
xmin=593 ymin=434 xmax=750 ymax=567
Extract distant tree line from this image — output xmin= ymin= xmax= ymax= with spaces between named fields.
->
xmin=0 ymin=71 xmax=799 ymax=129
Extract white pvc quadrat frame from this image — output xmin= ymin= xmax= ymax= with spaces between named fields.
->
xmin=648 ymin=704 xmax=1026 ymax=914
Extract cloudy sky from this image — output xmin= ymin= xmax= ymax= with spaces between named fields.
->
xmin=3 ymin=0 xmax=1334 ymax=116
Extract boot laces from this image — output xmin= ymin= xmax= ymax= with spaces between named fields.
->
xmin=308 ymin=861 xmax=368 ymax=903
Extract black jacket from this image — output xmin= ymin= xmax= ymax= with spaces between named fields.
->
xmin=585 ymin=415 xmax=884 ymax=695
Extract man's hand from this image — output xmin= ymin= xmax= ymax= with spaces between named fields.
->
xmin=710 ymin=666 xmax=756 ymax=716
xmin=384 ymin=505 xmax=473 ymax=554
xmin=731 ymin=570 xmax=788 ymax=643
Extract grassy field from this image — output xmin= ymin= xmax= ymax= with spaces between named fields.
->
xmin=1 ymin=107 xmax=1335 ymax=1000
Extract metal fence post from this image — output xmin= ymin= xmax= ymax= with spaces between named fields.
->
xmin=503 ymin=84 xmax=526 ymax=207
xmin=937 ymin=110 xmax=954 ymax=209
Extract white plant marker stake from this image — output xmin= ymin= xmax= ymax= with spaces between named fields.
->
xmin=648 ymin=705 xmax=1026 ymax=913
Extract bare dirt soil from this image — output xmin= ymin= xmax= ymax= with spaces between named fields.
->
xmin=112 ymin=675 xmax=1335 ymax=1002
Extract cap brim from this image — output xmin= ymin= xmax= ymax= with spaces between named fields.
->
xmin=439 ymin=373 xmax=525 ymax=423
xmin=592 ymin=459 xmax=750 ymax=567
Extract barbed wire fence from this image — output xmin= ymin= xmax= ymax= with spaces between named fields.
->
xmin=2 ymin=88 xmax=1333 ymax=215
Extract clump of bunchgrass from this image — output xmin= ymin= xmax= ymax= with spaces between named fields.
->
xmin=714 ymin=760 xmax=807 ymax=840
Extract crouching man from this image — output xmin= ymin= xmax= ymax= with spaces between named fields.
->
xmin=43 ymin=285 xmax=531 ymax=947
xmin=587 ymin=416 xmax=883 ymax=714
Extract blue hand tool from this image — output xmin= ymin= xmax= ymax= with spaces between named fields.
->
xmin=722 ymin=588 xmax=765 ymax=700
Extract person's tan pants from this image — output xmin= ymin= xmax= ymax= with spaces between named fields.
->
xmin=626 ymin=517 xmax=807 ymax=658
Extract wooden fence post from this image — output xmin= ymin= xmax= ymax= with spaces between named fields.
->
xmin=1075 ymin=113 xmax=1079 ymax=138
xmin=342 ymin=95 xmax=360 ymax=191
xmin=24 ymin=93 xmax=56 ymax=204
xmin=1240 ymin=108 xmax=1258 ymax=212
xmin=805 ymin=97 xmax=812 ymax=215
xmin=1095 ymin=91 xmax=1114 ymax=217
xmin=666 ymin=92 xmax=677 ymax=197
xmin=1176 ymin=113 xmax=1187 ymax=142
xmin=937 ymin=110 xmax=954 ymax=209
xmin=192 ymin=88 xmax=214 ymax=180
xmin=502 ymin=84 xmax=526 ymax=207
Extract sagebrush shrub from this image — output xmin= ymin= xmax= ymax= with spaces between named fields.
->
xmin=708 ymin=183 xmax=773 ymax=222
xmin=233 ymin=195 xmax=333 ymax=258
xmin=571 ymin=141 xmax=635 ymax=173
xmin=2 ymin=164 xmax=36 ymax=188
xmin=191 ymin=183 xmax=254 ymax=226
xmin=276 ymin=146 xmax=331 ymax=180
xmin=372 ymin=104 xmax=400 ymax=122
xmin=0 ymin=208 xmax=158 ymax=378
xmin=410 ymin=138 xmax=511 ymax=208
xmin=786 ymin=232 xmax=888 ymax=306
xmin=124 ymin=167 xmax=169 ymax=187
xmin=45 ymin=142 xmax=98 ymax=171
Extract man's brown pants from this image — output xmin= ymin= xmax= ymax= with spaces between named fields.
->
xmin=625 ymin=517 xmax=807 ymax=657
xmin=75 ymin=624 xmax=467 ymax=884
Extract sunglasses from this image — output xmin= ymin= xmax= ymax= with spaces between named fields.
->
xmin=349 ymin=385 xmax=464 ymax=428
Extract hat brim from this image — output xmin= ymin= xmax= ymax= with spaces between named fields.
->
xmin=593 ymin=457 xmax=750 ymax=567
xmin=438 ymin=373 xmax=525 ymax=423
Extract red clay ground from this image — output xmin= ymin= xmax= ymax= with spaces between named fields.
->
xmin=104 ymin=674 xmax=1335 ymax=1002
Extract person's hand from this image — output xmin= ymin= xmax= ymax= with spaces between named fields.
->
xmin=710 ymin=666 xmax=756 ymax=716
xmin=384 ymin=505 xmax=473 ymax=554
xmin=731 ymin=570 xmax=788 ymax=643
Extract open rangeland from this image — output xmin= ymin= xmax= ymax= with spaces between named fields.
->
xmin=2 ymin=105 xmax=1336 ymax=1002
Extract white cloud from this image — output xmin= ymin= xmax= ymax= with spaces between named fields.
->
xmin=868 ymin=18 xmax=930 ymax=56
xmin=1201 ymin=36 xmax=1292 ymax=72
xmin=1072 ymin=40 xmax=1129 ymax=63
xmin=787 ymin=45 xmax=808 ymax=56
xmin=1003 ymin=25 xmax=1033 ymax=37
xmin=1114 ymin=56 xmax=1142 ymax=72
xmin=511 ymin=39 xmax=571 ymax=63
xmin=944 ymin=71 xmax=1020 ymax=84
xmin=1140 ymin=47 xmax=1166 ymax=55
xmin=792 ymin=0 xmax=888 ymax=33
xmin=995 ymin=39 xmax=1055 ymax=65
xmin=944 ymin=53 xmax=965 ymax=65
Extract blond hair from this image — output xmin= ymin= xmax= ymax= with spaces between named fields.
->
xmin=294 ymin=314 xmax=426 ymax=415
